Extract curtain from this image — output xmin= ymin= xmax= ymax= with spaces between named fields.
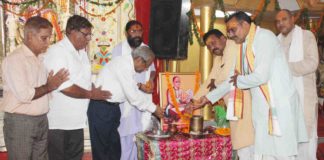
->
xmin=135 ymin=0 xmax=161 ymax=104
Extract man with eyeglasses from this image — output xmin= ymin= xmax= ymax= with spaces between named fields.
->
xmin=193 ymin=29 xmax=255 ymax=160
xmin=43 ymin=15 xmax=111 ymax=160
xmin=88 ymin=46 xmax=164 ymax=160
xmin=110 ymin=20 xmax=156 ymax=160
xmin=193 ymin=11 xmax=308 ymax=160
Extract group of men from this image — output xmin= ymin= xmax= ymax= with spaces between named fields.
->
xmin=193 ymin=10 xmax=318 ymax=160
xmin=0 ymin=9 xmax=319 ymax=160
xmin=1 ymin=15 xmax=163 ymax=160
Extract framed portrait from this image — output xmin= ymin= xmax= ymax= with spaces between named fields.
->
xmin=159 ymin=72 xmax=197 ymax=132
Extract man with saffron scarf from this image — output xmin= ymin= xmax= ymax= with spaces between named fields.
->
xmin=194 ymin=11 xmax=307 ymax=159
xmin=194 ymin=29 xmax=254 ymax=160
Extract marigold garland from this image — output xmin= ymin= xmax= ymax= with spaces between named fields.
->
xmin=165 ymin=72 xmax=200 ymax=119
xmin=0 ymin=0 xmax=53 ymax=17
xmin=251 ymin=0 xmax=271 ymax=25
xmin=73 ymin=0 xmax=124 ymax=17
xmin=0 ymin=0 xmax=38 ymax=6
xmin=42 ymin=9 xmax=63 ymax=40
xmin=86 ymin=0 xmax=122 ymax=7
xmin=165 ymin=72 xmax=182 ymax=116
xmin=251 ymin=0 xmax=266 ymax=20
xmin=193 ymin=71 xmax=201 ymax=95
xmin=187 ymin=0 xmax=227 ymax=46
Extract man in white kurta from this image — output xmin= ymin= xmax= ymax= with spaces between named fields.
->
xmin=276 ymin=9 xmax=319 ymax=160
xmin=195 ymin=11 xmax=308 ymax=159
xmin=110 ymin=20 xmax=156 ymax=160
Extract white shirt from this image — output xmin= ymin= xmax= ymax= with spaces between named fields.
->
xmin=44 ymin=37 xmax=92 ymax=130
xmin=95 ymin=54 xmax=156 ymax=113
xmin=111 ymin=41 xmax=156 ymax=135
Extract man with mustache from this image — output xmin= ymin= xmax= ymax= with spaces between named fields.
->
xmin=44 ymin=15 xmax=111 ymax=160
xmin=276 ymin=9 xmax=319 ymax=160
xmin=88 ymin=46 xmax=163 ymax=160
xmin=110 ymin=20 xmax=156 ymax=160
xmin=194 ymin=29 xmax=254 ymax=160
xmin=2 ymin=16 xmax=69 ymax=160
xmin=194 ymin=11 xmax=308 ymax=159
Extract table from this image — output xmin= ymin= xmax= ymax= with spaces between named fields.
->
xmin=136 ymin=132 xmax=232 ymax=160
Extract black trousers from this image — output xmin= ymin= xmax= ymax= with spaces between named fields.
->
xmin=48 ymin=129 xmax=84 ymax=160
xmin=87 ymin=100 xmax=121 ymax=160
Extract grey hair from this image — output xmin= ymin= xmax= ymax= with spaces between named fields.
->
xmin=24 ymin=16 xmax=53 ymax=39
xmin=131 ymin=46 xmax=155 ymax=62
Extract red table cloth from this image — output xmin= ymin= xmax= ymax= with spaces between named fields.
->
xmin=136 ymin=132 xmax=232 ymax=160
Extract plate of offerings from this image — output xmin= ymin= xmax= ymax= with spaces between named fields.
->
xmin=145 ymin=130 xmax=171 ymax=140
xmin=214 ymin=128 xmax=231 ymax=136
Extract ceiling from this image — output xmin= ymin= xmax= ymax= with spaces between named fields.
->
xmin=192 ymin=0 xmax=324 ymax=22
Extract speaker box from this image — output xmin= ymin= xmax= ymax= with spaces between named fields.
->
xmin=149 ymin=0 xmax=190 ymax=59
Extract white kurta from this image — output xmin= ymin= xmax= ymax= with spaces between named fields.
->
xmin=111 ymin=41 xmax=155 ymax=136
xmin=44 ymin=37 xmax=92 ymax=130
xmin=278 ymin=26 xmax=319 ymax=160
xmin=110 ymin=41 xmax=156 ymax=160
xmin=95 ymin=54 xmax=156 ymax=113
xmin=205 ymin=27 xmax=308 ymax=156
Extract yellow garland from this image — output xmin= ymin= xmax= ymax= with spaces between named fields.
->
xmin=73 ymin=0 xmax=125 ymax=17
xmin=0 ymin=0 xmax=52 ymax=17
xmin=165 ymin=72 xmax=182 ymax=116
xmin=165 ymin=72 xmax=200 ymax=119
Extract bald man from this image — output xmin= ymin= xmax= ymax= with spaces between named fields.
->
xmin=276 ymin=9 xmax=319 ymax=160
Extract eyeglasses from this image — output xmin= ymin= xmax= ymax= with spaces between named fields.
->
xmin=227 ymin=27 xmax=238 ymax=36
xmin=129 ymin=29 xmax=143 ymax=34
xmin=78 ymin=30 xmax=93 ymax=38
xmin=226 ymin=21 xmax=243 ymax=37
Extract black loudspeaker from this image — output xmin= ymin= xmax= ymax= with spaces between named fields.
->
xmin=149 ymin=0 xmax=190 ymax=59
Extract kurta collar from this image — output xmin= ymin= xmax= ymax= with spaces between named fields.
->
xmin=284 ymin=27 xmax=294 ymax=42
xmin=61 ymin=36 xmax=79 ymax=53
xmin=21 ymin=44 xmax=37 ymax=57
xmin=122 ymin=40 xmax=145 ymax=54
xmin=20 ymin=44 xmax=46 ymax=61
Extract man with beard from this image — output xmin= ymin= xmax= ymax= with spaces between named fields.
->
xmin=276 ymin=9 xmax=319 ymax=160
xmin=110 ymin=20 xmax=156 ymax=160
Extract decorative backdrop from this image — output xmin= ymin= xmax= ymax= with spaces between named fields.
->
xmin=0 ymin=0 xmax=135 ymax=74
